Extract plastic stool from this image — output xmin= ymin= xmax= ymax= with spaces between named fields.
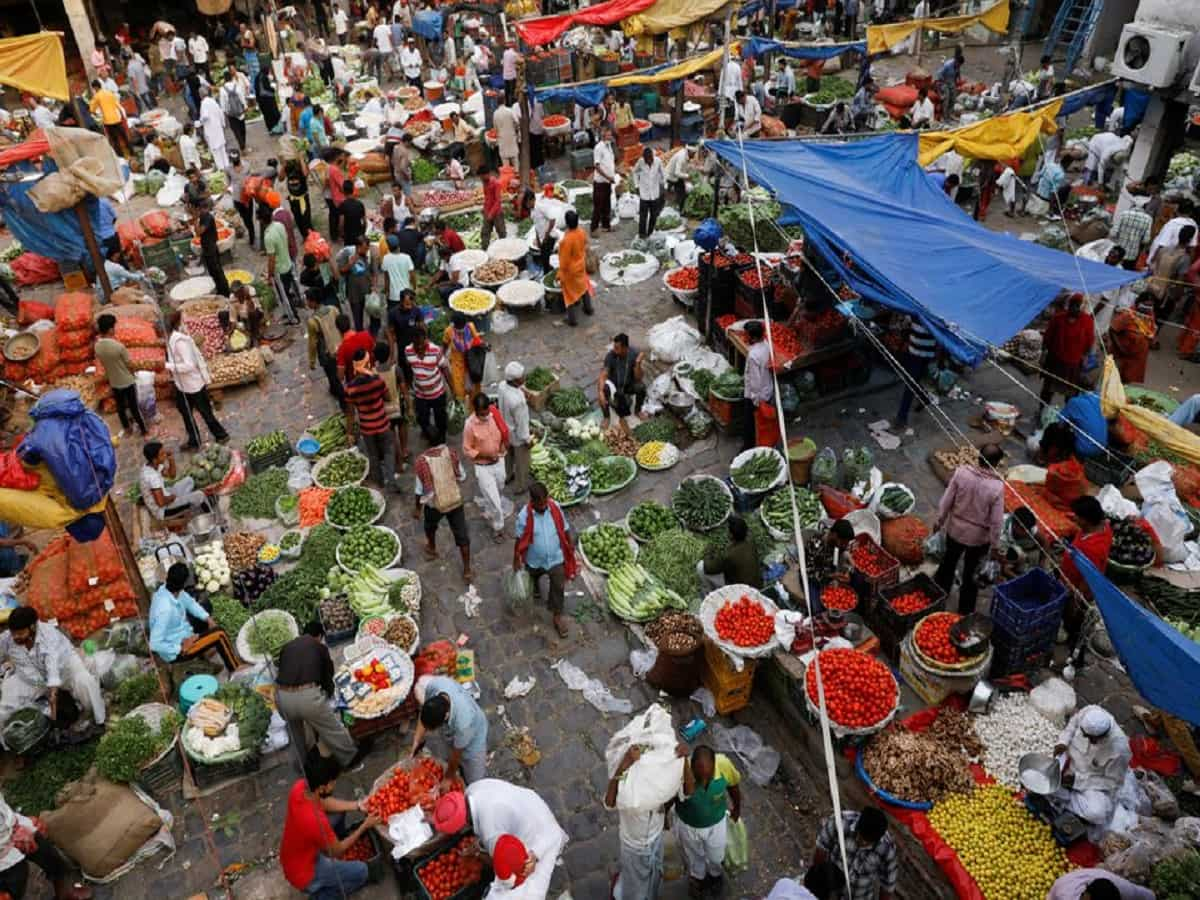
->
xmin=179 ymin=673 xmax=219 ymax=713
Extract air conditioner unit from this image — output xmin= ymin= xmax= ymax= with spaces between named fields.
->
xmin=1112 ymin=22 xmax=1189 ymax=88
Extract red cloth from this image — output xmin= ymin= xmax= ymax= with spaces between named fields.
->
xmin=516 ymin=0 xmax=656 ymax=45
xmin=754 ymin=401 xmax=780 ymax=447
xmin=1129 ymin=735 xmax=1183 ymax=776
xmin=1044 ymin=310 xmax=1095 ymax=367
xmin=490 ymin=406 xmax=510 ymax=447
xmin=1060 ymin=522 xmax=1113 ymax=589
xmin=0 ymin=135 xmax=49 ymax=170
xmin=516 ymin=500 xmax=578 ymax=579
xmin=336 ymin=330 xmax=376 ymax=378
xmin=483 ymin=178 xmax=502 ymax=219
xmin=441 ymin=228 xmax=465 ymax=254
xmin=279 ymin=780 xmax=336 ymax=890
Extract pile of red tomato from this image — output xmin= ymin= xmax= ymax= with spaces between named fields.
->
xmin=667 ymin=266 xmax=699 ymax=290
xmin=739 ymin=269 xmax=769 ymax=291
xmin=342 ymin=835 xmax=375 ymax=862
xmin=820 ymin=584 xmax=858 ymax=612
xmin=914 ymin=611 xmax=969 ymax=666
xmin=805 ymin=647 xmax=897 ymax=728
xmin=714 ymin=594 xmax=775 ymax=647
xmin=366 ymin=758 xmax=448 ymax=818
xmin=353 ymin=658 xmax=392 ymax=691
xmin=889 ymin=589 xmax=932 ymax=616
xmin=418 ymin=836 xmax=486 ymax=900
xmin=849 ymin=539 xmax=896 ymax=580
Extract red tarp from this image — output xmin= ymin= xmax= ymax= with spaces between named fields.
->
xmin=516 ymin=0 xmax=657 ymax=46
xmin=0 ymin=131 xmax=49 ymax=170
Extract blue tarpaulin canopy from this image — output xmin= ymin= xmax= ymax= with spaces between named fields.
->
xmin=1070 ymin=549 xmax=1200 ymax=726
xmin=742 ymin=37 xmax=867 ymax=60
xmin=0 ymin=179 xmax=113 ymax=264
xmin=706 ymin=134 xmax=1143 ymax=364
xmin=534 ymin=59 xmax=678 ymax=108
xmin=411 ymin=10 xmax=444 ymax=40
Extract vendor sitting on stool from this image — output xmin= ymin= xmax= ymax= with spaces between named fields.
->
xmin=0 ymin=608 xmax=106 ymax=742
xmin=598 ymin=333 xmax=646 ymax=437
xmin=140 ymin=441 xmax=209 ymax=523
xmin=149 ymin=562 xmax=241 ymax=671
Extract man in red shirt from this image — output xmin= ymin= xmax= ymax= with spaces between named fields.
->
xmin=480 ymin=168 xmax=507 ymax=250
xmin=343 ymin=348 xmax=398 ymax=491
xmin=335 ymin=313 xmax=376 ymax=380
xmin=279 ymin=755 xmax=380 ymax=898
xmin=1040 ymin=293 xmax=1095 ymax=405
xmin=1060 ymin=495 xmax=1113 ymax=639
xmin=437 ymin=219 xmax=466 ymax=255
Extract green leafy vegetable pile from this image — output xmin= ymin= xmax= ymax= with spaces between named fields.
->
xmin=718 ymin=190 xmax=787 ymax=252
xmin=230 ymin=467 xmax=290 ymax=519
xmin=691 ymin=369 xmax=717 ymax=399
xmin=113 ymin=672 xmax=162 ymax=716
xmin=212 ymin=593 xmax=250 ymax=636
xmin=4 ymin=742 xmax=98 ymax=815
xmin=95 ymin=711 xmax=181 ymax=783
xmin=1151 ymin=849 xmax=1200 ymax=900
xmin=412 ymin=157 xmax=440 ymax=184
xmin=683 ymin=183 xmax=713 ymax=219
xmin=245 ymin=612 xmax=295 ymax=658
xmin=640 ymin=528 xmax=709 ymax=600
xmin=253 ymin=524 xmax=342 ymax=625
xmin=673 ymin=478 xmax=732 ymax=531
xmin=711 ymin=370 xmax=744 ymax=399
xmin=525 ymin=366 xmax=556 ymax=392
xmin=633 ymin=416 xmax=676 ymax=443
xmin=547 ymin=387 xmax=589 ymax=418
xmin=820 ymin=76 xmax=855 ymax=99
xmin=213 ymin=683 xmax=270 ymax=754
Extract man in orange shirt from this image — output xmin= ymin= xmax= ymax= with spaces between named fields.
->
xmin=88 ymin=79 xmax=131 ymax=158
xmin=557 ymin=210 xmax=594 ymax=327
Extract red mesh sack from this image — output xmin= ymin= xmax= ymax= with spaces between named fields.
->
xmin=138 ymin=210 xmax=172 ymax=238
xmin=1045 ymin=458 xmax=1087 ymax=507
xmin=26 ymin=550 xmax=69 ymax=619
xmin=53 ymin=293 xmax=94 ymax=331
xmin=11 ymin=252 xmax=60 ymax=286
xmin=114 ymin=318 xmax=161 ymax=348
xmin=1173 ymin=465 xmax=1200 ymax=508
xmin=58 ymin=345 xmax=93 ymax=364
xmin=818 ymin=484 xmax=865 ymax=519
xmin=127 ymin=347 xmax=166 ymax=372
xmin=117 ymin=220 xmax=146 ymax=254
xmin=1003 ymin=481 xmax=1079 ymax=541
xmin=881 ymin=515 xmax=930 ymax=565
xmin=3 ymin=360 xmax=27 ymax=383
xmin=0 ymin=450 xmax=39 ymax=491
xmin=1110 ymin=413 xmax=1139 ymax=447
xmin=26 ymin=330 xmax=59 ymax=382
xmin=17 ymin=300 xmax=54 ymax=326
xmin=304 ymin=229 xmax=331 ymax=262
xmin=875 ymin=84 xmax=918 ymax=111
xmin=55 ymin=360 xmax=91 ymax=377
xmin=55 ymin=328 xmax=93 ymax=351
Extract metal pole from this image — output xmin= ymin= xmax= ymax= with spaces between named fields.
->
xmin=717 ymin=10 xmax=733 ymax=134
xmin=29 ymin=0 xmax=44 ymax=30
xmin=671 ymin=82 xmax=683 ymax=147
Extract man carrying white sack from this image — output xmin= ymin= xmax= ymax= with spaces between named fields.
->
xmin=603 ymin=706 xmax=687 ymax=900
xmin=431 ymin=779 xmax=567 ymax=898
xmin=1050 ymin=705 xmax=1142 ymax=840
xmin=0 ymin=607 xmax=105 ymax=744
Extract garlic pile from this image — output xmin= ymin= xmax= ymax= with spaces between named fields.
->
xmin=972 ymin=693 xmax=1063 ymax=787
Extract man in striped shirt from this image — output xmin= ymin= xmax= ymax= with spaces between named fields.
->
xmin=405 ymin=325 xmax=450 ymax=445
xmin=343 ymin=349 xmax=399 ymax=491
xmin=895 ymin=318 xmax=938 ymax=429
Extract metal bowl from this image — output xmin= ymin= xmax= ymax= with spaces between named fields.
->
xmin=3 ymin=331 xmax=40 ymax=362
xmin=189 ymin=513 xmax=219 ymax=543
xmin=1018 ymin=752 xmax=1062 ymax=796
xmin=951 ymin=612 xmax=994 ymax=656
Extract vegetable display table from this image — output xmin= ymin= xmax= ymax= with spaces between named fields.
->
xmin=723 ymin=327 xmax=864 ymax=379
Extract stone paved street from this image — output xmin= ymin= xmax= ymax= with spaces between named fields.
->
xmin=13 ymin=54 xmax=1196 ymax=897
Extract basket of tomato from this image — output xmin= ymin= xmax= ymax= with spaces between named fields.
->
xmin=912 ymin=611 xmax=988 ymax=671
xmin=848 ymin=534 xmax=900 ymax=597
xmin=700 ymin=585 xmax=780 ymax=658
xmin=804 ymin=646 xmax=899 ymax=736
xmin=342 ymin=830 xmax=383 ymax=864
xmin=367 ymin=756 xmax=463 ymax=845
xmin=875 ymin=574 xmax=947 ymax=639
xmin=414 ymin=834 xmax=491 ymax=900
xmin=663 ymin=266 xmax=700 ymax=304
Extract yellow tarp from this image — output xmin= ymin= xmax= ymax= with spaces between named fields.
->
xmin=0 ymin=33 xmax=69 ymax=102
xmin=1101 ymin=358 xmax=1200 ymax=466
xmin=608 ymin=43 xmax=735 ymax=87
xmin=867 ymin=0 xmax=1009 ymax=54
xmin=917 ymin=99 xmax=1061 ymax=166
xmin=622 ymin=0 xmax=733 ymax=36
xmin=0 ymin=462 xmax=107 ymax=531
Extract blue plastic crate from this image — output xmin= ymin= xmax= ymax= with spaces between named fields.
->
xmin=990 ymin=568 xmax=1067 ymax=636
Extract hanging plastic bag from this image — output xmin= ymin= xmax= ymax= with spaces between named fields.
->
xmin=922 ymin=530 xmax=946 ymax=561
xmin=810 ymin=447 xmax=838 ymax=487
xmin=710 ymin=723 xmax=780 ymax=786
xmin=503 ymin=568 xmax=533 ymax=614
xmin=723 ymin=816 xmax=749 ymax=874
xmin=491 ymin=309 xmax=517 ymax=334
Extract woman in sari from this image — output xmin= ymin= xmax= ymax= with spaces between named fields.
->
xmin=1106 ymin=291 xmax=1157 ymax=385
xmin=255 ymin=65 xmax=283 ymax=135
xmin=442 ymin=312 xmax=481 ymax=402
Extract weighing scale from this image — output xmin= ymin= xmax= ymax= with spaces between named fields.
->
xmin=1018 ymin=751 xmax=1088 ymax=845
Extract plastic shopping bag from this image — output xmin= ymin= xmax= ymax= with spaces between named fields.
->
xmin=503 ymin=568 xmax=533 ymax=614
xmin=723 ymin=816 xmax=749 ymax=874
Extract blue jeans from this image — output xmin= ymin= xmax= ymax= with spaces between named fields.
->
xmin=896 ymin=353 xmax=933 ymax=426
xmin=1170 ymin=394 xmax=1200 ymax=427
xmin=305 ymin=815 xmax=369 ymax=899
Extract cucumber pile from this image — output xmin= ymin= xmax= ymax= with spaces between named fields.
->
xmin=606 ymin=562 xmax=690 ymax=622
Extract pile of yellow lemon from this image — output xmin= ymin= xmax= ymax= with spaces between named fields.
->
xmin=929 ymin=784 xmax=1071 ymax=900
xmin=450 ymin=289 xmax=493 ymax=314
xmin=636 ymin=441 xmax=673 ymax=468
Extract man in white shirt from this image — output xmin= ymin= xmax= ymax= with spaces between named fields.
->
xmin=198 ymin=86 xmax=229 ymax=171
xmin=591 ymin=128 xmax=617 ymax=232
xmin=910 ymin=85 xmax=935 ymax=129
xmin=141 ymin=441 xmax=208 ymax=521
xmin=1085 ymin=131 xmax=1132 ymax=186
xmin=28 ymin=98 xmax=55 ymax=132
xmin=0 ymin=607 xmax=105 ymax=738
xmin=188 ymin=32 xmax=210 ymax=77
xmin=721 ymin=57 xmax=742 ymax=103
xmin=127 ymin=54 xmax=154 ymax=112
xmin=632 ymin=147 xmax=666 ymax=238
xmin=400 ymin=36 xmax=423 ymax=87
xmin=179 ymin=122 xmax=202 ymax=170
xmin=172 ymin=33 xmax=188 ymax=69
xmin=373 ymin=20 xmax=394 ymax=75
xmin=497 ymin=362 xmax=531 ymax=494
xmin=735 ymin=90 xmax=762 ymax=137
xmin=1148 ymin=200 xmax=1199 ymax=265
xmin=0 ymin=789 xmax=92 ymax=900
xmin=333 ymin=5 xmax=349 ymax=44
xmin=771 ymin=60 xmax=795 ymax=108
xmin=219 ymin=70 xmax=248 ymax=152
xmin=502 ymin=42 xmax=519 ymax=105
xmin=165 ymin=308 xmax=229 ymax=448
xmin=664 ymin=145 xmax=694 ymax=210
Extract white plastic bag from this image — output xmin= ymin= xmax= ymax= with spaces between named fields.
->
xmin=842 ymin=508 xmax=881 ymax=546
xmin=1097 ymin=484 xmax=1139 ymax=520
xmin=630 ymin=647 xmax=657 ymax=678
xmin=868 ymin=481 xmax=916 ymax=519
xmin=773 ymin=610 xmax=804 ymax=650
xmin=1137 ymin=461 xmax=1191 ymax=563
xmin=711 ymin=722 xmax=780 ymax=786
xmin=552 ymin=659 xmax=633 ymax=714
xmin=923 ymin=530 xmax=946 ymax=560
xmin=1029 ymin=677 xmax=1076 ymax=726
xmin=691 ymin=687 xmax=716 ymax=717
xmin=646 ymin=315 xmax=702 ymax=363
xmin=605 ymin=705 xmax=684 ymax=809
xmin=617 ymin=193 xmax=639 ymax=219
xmin=491 ymin=309 xmax=517 ymax=334
xmin=262 ymin=710 xmax=290 ymax=752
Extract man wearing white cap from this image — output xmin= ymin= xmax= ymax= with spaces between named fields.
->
xmin=400 ymin=37 xmax=423 ymax=88
xmin=497 ymin=363 xmax=530 ymax=495
xmin=1051 ymin=705 xmax=1136 ymax=840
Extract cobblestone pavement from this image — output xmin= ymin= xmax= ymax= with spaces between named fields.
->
xmin=16 ymin=63 xmax=1196 ymax=898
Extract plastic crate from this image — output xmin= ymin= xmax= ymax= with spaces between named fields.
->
xmin=249 ymin=444 xmax=293 ymax=474
xmin=990 ymin=568 xmax=1067 ymax=636
xmin=136 ymin=738 xmax=183 ymax=801
xmin=848 ymin=534 xmax=900 ymax=598
xmin=189 ymin=752 xmax=261 ymax=789
xmin=989 ymin=641 xmax=1053 ymax=677
xmin=1084 ymin=453 xmax=1132 ymax=488
xmin=700 ymin=638 xmax=757 ymax=715
xmin=876 ymin=574 xmax=947 ymax=639
xmin=413 ymin=833 xmax=493 ymax=900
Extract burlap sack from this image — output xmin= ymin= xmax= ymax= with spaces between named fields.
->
xmin=27 ymin=172 xmax=86 ymax=213
xmin=42 ymin=776 xmax=162 ymax=878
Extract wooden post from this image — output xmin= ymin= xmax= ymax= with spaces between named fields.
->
xmin=671 ymin=83 xmax=683 ymax=147
xmin=717 ymin=10 xmax=733 ymax=134
xmin=76 ymin=201 xmax=111 ymax=298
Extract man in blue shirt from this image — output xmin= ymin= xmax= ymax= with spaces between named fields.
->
xmin=149 ymin=562 xmax=240 ymax=670
xmin=1059 ymin=393 xmax=1109 ymax=459
xmin=0 ymin=522 xmax=35 ymax=578
xmin=411 ymin=675 xmax=489 ymax=785
xmin=513 ymin=482 xmax=577 ymax=638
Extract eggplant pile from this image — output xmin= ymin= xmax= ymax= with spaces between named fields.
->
xmin=1110 ymin=517 xmax=1155 ymax=567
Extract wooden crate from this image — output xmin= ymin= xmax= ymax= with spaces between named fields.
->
xmin=700 ymin=639 xmax=757 ymax=715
